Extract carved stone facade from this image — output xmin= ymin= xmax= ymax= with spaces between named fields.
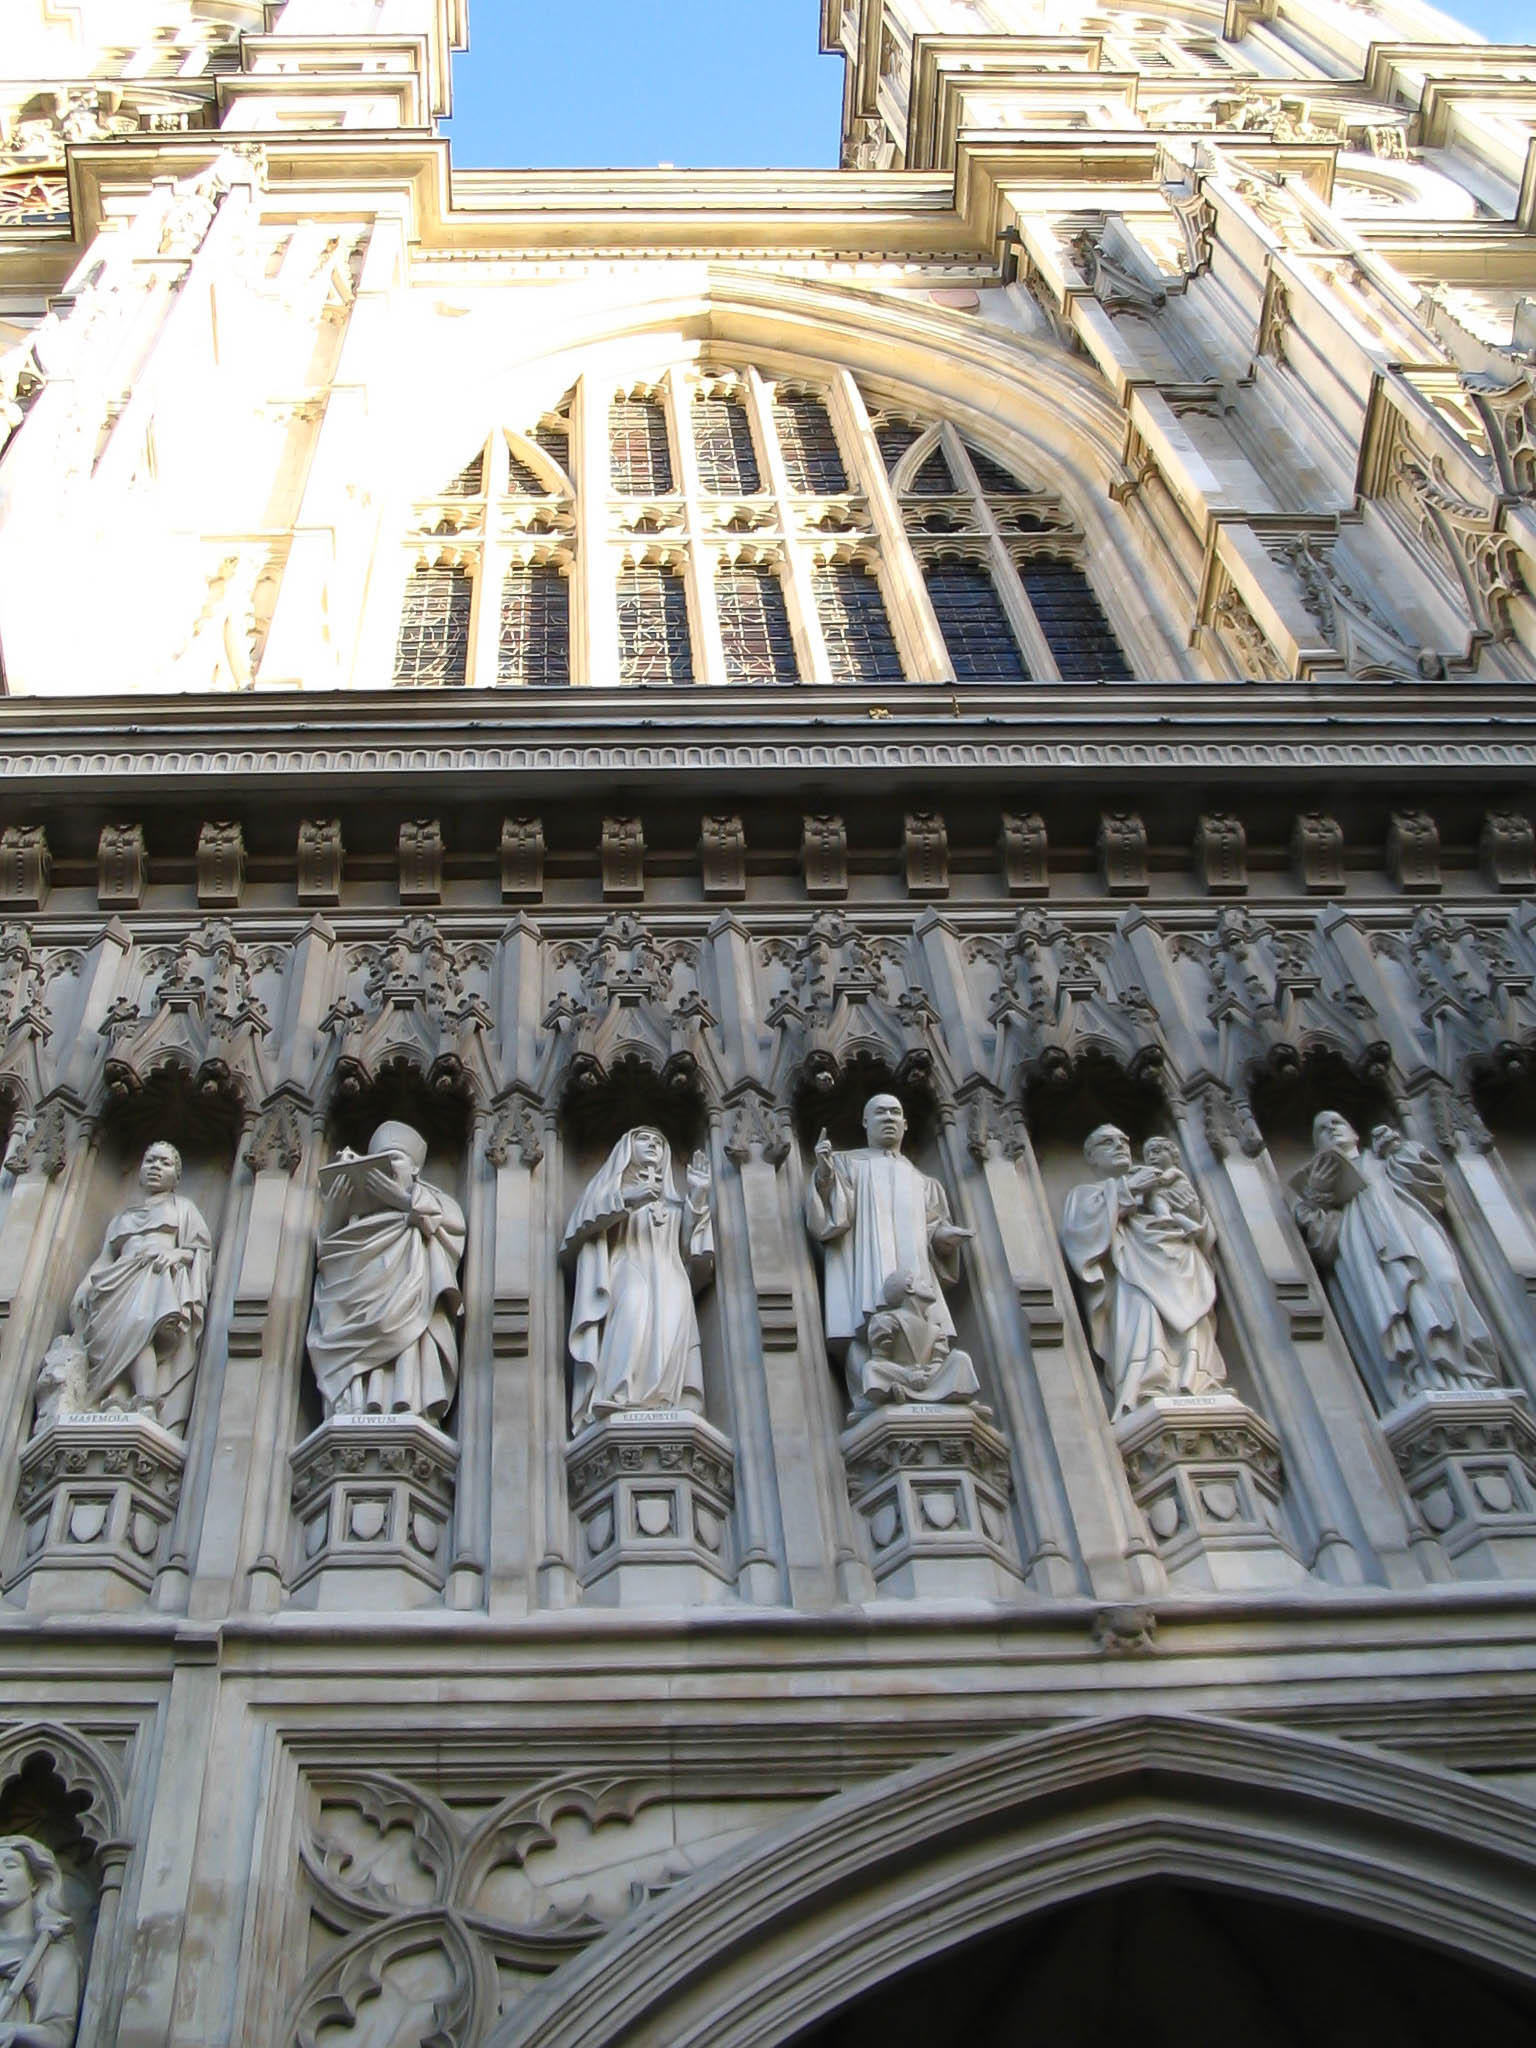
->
xmin=1 ymin=0 xmax=1536 ymax=2044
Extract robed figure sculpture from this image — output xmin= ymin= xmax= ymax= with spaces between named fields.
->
xmin=805 ymin=1093 xmax=980 ymax=1418
xmin=0 ymin=1834 xmax=82 ymax=2047
xmin=1060 ymin=1125 xmax=1226 ymax=1420
xmin=1292 ymin=1112 xmax=1500 ymax=1413
xmin=307 ymin=1121 xmax=466 ymax=1426
xmin=33 ymin=1141 xmax=211 ymax=1436
xmin=562 ymin=1128 xmax=715 ymax=1434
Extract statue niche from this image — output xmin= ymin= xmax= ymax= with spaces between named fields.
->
xmin=560 ymin=1122 xmax=735 ymax=1604
xmin=1292 ymin=1111 xmax=1500 ymax=1414
xmin=1055 ymin=1118 xmax=1303 ymax=1590
xmin=804 ymin=1089 xmax=1024 ymax=1601
xmin=290 ymin=1114 xmax=466 ymax=1608
xmin=561 ymin=1127 xmax=713 ymax=1434
xmin=307 ymin=1120 xmax=466 ymax=1428
xmin=804 ymin=1092 xmax=980 ymax=1421
xmin=1060 ymin=1124 xmax=1226 ymax=1420
xmin=1289 ymin=1109 xmax=1536 ymax=1577
xmin=31 ymin=1141 xmax=211 ymax=1438
xmin=12 ymin=1138 xmax=217 ymax=1612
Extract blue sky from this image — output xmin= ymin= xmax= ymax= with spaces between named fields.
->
xmin=443 ymin=0 xmax=1528 ymax=169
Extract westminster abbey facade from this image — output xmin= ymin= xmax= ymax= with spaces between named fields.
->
xmin=0 ymin=0 xmax=1535 ymax=2040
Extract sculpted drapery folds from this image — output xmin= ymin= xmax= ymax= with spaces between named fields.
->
xmin=1061 ymin=1126 xmax=1226 ymax=1419
xmin=805 ymin=1093 xmax=980 ymax=1417
xmin=33 ymin=1142 xmax=211 ymax=1436
xmin=307 ymin=1121 xmax=466 ymax=1426
xmin=0 ymin=1835 xmax=82 ymax=2048
xmin=1292 ymin=1111 xmax=1500 ymax=1412
xmin=562 ymin=1128 xmax=714 ymax=1433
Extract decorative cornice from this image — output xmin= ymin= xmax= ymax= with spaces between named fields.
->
xmin=1 ymin=689 xmax=1535 ymax=794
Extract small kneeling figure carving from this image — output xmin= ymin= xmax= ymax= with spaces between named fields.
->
xmin=307 ymin=1121 xmax=466 ymax=1425
xmin=562 ymin=1128 xmax=714 ymax=1433
xmin=805 ymin=1093 xmax=980 ymax=1419
xmin=1060 ymin=1125 xmax=1226 ymax=1419
xmin=0 ymin=1835 xmax=82 ymax=2048
xmin=1292 ymin=1112 xmax=1499 ymax=1411
xmin=32 ymin=1142 xmax=211 ymax=1437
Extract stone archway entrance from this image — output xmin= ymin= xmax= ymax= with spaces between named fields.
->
xmin=489 ymin=1713 xmax=1536 ymax=2048
xmin=793 ymin=1880 xmax=1536 ymax=2047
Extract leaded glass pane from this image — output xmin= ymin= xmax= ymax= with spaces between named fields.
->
xmin=874 ymin=417 xmax=921 ymax=472
xmin=814 ymin=562 xmax=904 ymax=681
xmin=506 ymin=446 xmax=549 ymax=497
xmin=911 ymin=444 xmax=954 ymax=495
xmin=694 ymin=396 xmax=761 ymax=493
xmin=393 ymin=565 xmax=472 ymax=685
xmin=774 ymin=392 xmax=848 ymax=493
xmin=534 ymin=421 xmax=571 ymax=477
xmin=717 ymin=563 xmax=797 ymax=682
xmin=1017 ymin=556 xmax=1133 ymax=680
xmin=965 ymin=442 xmax=1031 ymax=495
xmin=440 ymin=453 xmax=484 ymax=499
xmin=926 ymin=559 xmax=1028 ymax=679
xmin=610 ymin=398 xmax=673 ymax=494
xmin=618 ymin=564 xmax=694 ymax=682
xmin=498 ymin=564 xmax=570 ymax=685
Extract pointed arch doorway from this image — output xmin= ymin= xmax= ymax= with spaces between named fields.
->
xmin=488 ymin=1712 xmax=1536 ymax=2048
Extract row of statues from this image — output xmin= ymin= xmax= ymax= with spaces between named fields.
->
xmin=27 ymin=1099 xmax=1509 ymax=1450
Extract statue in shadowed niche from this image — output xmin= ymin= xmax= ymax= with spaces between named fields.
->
xmin=1061 ymin=1126 xmax=1226 ymax=1419
xmin=805 ymin=1093 xmax=980 ymax=1419
xmin=562 ymin=1128 xmax=714 ymax=1433
xmin=32 ymin=1142 xmax=211 ymax=1437
xmin=1292 ymin=1112 xmax=1500 ymax=1412
xmin=307 ymin=1121 xmax=466 ymax=1426
xmin=0 ymin=1835 xmax=82 ymax=2046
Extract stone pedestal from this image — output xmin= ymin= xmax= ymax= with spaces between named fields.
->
xmin=566 ymin=1411 xmax=736 ymax=1607
xmin=288 ymin=1415 xmax=458 ymax=1610
xmin=1115 ymin=1395 xmax=1306 ymax=1591
xmin=1382 ymin=1388 xmax=1536 ymax=1578
xmin=8 ymin=1413 xmax=186 ymax=1611
xmin=841 ymin=1404 xmax=1023 ymax=1599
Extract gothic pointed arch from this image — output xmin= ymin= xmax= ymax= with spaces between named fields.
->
xmin=366 ymin=269 xmax=1190 ymax=689
xmin=487 ymin=1712 xmax=1536 ymax=2048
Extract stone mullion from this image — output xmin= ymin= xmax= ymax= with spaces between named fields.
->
xmin=947 ymin=428 xmax=1063 ymax=682
xmin=670 ymin=367 xmax=726 ymax=684
xmin=1120 ymin=914 xmax=1427 ymax=1588
xmin=934 ymin=1108 xmax=1100 ymax=1598
xmin=747 ymin=367 xmax=833 ymax=684
xmin=0 ymin=918 xmax=128 ymax=1554
xmin=485 ymin=1115 xmax=538 ymax=1616
xmin=704 ymin=1105 xmax=786 ymax=1603
xmin=779 ymin=1143 xmax=879 ymax=1604
xmin=0 ymin=1120 xmax=102 ymax=1562
xmin=830 ymin=369 xmax=950 ymax=682
xmin=241 ymin=1107 xmax=329 ymax=1613
xmin=446 ymin=1108 xmax=494 ymax=1608
xmin=465 ymin=431 xmax=506 ymax=689
xmin=534 ymin=1111 xmax=577 ymax=1608
xmin=912 ymin=915 xmax=1124 ymax=1595
xmin=574 ymin=372 xmax=619 ymax=686
xmin=74 ymin=1837 xmax=129 ymax=2048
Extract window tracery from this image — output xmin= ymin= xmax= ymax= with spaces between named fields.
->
xmin=387 ymin=366 xmax=1135 ymax=687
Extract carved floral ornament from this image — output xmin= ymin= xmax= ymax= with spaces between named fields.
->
xmin=287 ymin=1768 xmax=813 ymax=2046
